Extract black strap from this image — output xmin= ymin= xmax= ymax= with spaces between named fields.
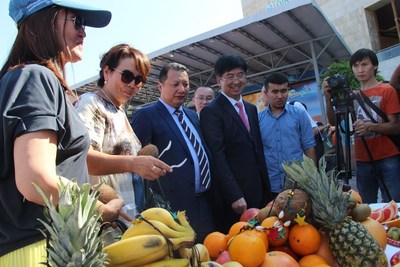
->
xmin=358 ymin=90 xmax=389 ymax=122
xmin=355 ymin=90 xmax=400 ymax=151
xmin=354 ymin=91 xmax=394 ymax=200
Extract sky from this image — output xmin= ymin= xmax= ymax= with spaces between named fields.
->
xmin=0 ymin=0 xmax=243 ymax=87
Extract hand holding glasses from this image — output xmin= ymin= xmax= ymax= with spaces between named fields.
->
xmin=158 ymin=140 xmax=187 ymax=169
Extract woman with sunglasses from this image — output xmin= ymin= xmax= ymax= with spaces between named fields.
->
xmin=0 ymin=0 xmax=126 ymax=265
xmin=74 ymin=44 xmax=172 ymax=231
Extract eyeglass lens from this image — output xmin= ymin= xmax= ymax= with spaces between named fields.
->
xmin=224 ymin=73 xmax=246 ymax=82
xmin=73 ymin=16 xmax=85 ymax=31
xmin=114 ymin=69 xmax=144 ymax=85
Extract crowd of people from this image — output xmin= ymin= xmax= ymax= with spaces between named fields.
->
xmin=0 ymin=0 xmax=399 ymax=266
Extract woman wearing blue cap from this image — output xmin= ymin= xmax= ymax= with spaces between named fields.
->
xmin=0 ymin=1 xmax=125 ymax=265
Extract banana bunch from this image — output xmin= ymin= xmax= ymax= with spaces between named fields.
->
xmin=104 ymin=207 xmax=196 ymax=266
xmin=103 ymin=234 xmax=169 ymax=266
xmin=179 ymin=243 xmax=210 ymax=266
xmin=122 ymin=207 xmax=195 ymax=249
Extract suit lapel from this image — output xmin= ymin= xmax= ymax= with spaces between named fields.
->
xmin=155 ymin=101 xmax=191 ymax=155
xmin=219 ymin=95 xmax=253 ymax=138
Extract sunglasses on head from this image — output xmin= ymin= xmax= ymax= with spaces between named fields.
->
xmin=113 ymin=68 xmax=144 ymax=86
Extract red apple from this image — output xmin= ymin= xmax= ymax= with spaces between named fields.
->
xmin=270 ymin=245 xmax=299 ymax=261
xmin=216 ymin=250 xmax=231 ymax=264
xmin=240 ymin=207 xmax=260 ymax=222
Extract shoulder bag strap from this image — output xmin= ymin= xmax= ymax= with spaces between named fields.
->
xmin=358 ymin=90 xmax=389 ymax=122
xmin=355 ymin=91 xmax=378 ymax=123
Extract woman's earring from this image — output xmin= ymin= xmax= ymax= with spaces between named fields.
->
xmin=104 ymin=80 xmax=108 ymax=84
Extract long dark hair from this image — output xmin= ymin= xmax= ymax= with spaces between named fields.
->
xmin=0 ymin=6 xmax=75 ymax=96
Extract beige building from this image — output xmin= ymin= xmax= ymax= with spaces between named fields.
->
xmin=241 ymin=0 xmax=400 ymax=79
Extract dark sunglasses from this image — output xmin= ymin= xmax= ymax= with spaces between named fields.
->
xmin=114 ymin=68 xmax=144 ymax=86
xmin=58 ymin=16 xmax=85 ymax=31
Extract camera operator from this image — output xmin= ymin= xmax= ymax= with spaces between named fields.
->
xmin=322 ymin=48 xmax=400 ymax=203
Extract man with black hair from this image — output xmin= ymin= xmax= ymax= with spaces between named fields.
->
xmin=259 ymin=72 xmax=316 ymax=196
xmin=323 ymin=48 xmax=400 ymax=203
xmin=200 ymin=55 xmax=272 ymax=233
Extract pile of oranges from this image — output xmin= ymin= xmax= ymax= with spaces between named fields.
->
xmin=202 ymin=189 xmax=387 ymax=267
xmin=203 ymin=214 xmax=333 ymax=267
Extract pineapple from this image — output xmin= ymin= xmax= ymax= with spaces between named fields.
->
xmin=283 ymin=156 xmax=387 ymax=267
xmin=34 ymin=180 xmax=108 ymax=267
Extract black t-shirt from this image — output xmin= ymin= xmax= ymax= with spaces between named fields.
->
xmin=0 ymin=64 xmax=90 ymax=256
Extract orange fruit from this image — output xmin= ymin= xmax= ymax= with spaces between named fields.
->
xmin=268 ymin=225 xmax=290 ymax=247
xmin=315 ymin=230 xmax=338 ymax=267
xmin=361 ymin=218 xmax=387 ymax=250
xmin=261 ymin=216 xmax=279 ymax=228
xmin=260 ymin=251 xmax=300 ymax=267
xmin=227 ymin=221 xmax=248 ymax=241
xmin=298 ymin=254 xmax=326 ymax=267
xmin=261 ymin=216 xmax=289 ymax=247
xmin=228 ymin=231 xmax=266 ymax=267
xmin=288 ymin=224 xmax=321 ymax=256
xmin=349 ymin=189 xmax=362 ymax=204
xmin=246 ymin=229 xmax=268 ymax=251
xmin=203 ymin=231 xmax=228 ymax=259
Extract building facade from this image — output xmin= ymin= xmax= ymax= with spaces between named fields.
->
xmin=241 ymin=0 xmax=400 ymax=80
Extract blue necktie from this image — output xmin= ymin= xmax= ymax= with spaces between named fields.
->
xmin=174 ymin=109 xmax=210 ymax=190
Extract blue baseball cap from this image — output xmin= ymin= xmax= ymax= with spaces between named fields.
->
xmin=9 ymin=0 xmax=112 ymax=27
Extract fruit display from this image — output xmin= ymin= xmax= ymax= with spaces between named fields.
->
xmin=283 ymin=157 xmax=388 ymax=266
xmin=103 ymin=207 xmax=198 ymax=266
xmin=36 ymin=159 xmax=398 ymax=266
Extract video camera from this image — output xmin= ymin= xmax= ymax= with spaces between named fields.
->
xmin=327 ymin=74 xmax=355 ymax=114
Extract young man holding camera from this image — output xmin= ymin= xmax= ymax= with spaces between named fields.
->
xmin=323 ymin=48 xmax=400 ymax=203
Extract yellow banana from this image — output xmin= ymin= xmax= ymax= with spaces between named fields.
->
xmin=103 ymin=234 xmax=170 ymax=266
xmin=176 ymin=210 xmax=190 ymax=227
xmin=222 ymin=262 xmax=244 ymax=267
xmin=140 ymin=208 xmax=186 ymax=232
xmin=194 ymin=243 xmax=210 ymax=262
xmin=121 ymin=219 xmax=186 ymax=240
xmin=111 ymin=248 xmax=169 ymax=267
xmin=142 ymin=258 xmax=190 ymax=267
xmin=201 ymin=261 xmax=223 ymax=267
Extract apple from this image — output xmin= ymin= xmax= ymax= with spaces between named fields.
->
xmin=240 ymin=207 xmax=260 ymax=222
xmin=216 ymin=250 xmax=231 ymax=264
xmin=270 ymin=245 xmax=299 ymax=261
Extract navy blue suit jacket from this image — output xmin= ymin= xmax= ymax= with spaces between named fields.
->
xmin=131 ymin=100 xmax=214 ymax=241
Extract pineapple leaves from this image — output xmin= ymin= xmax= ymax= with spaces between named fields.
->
xmin=34 ymin=179 xmax=107 ymax=267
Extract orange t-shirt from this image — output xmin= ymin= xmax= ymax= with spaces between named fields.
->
xmin=354 ymin=83 xmax=400 ymax=162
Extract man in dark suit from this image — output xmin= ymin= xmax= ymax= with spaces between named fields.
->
xmin=131 ymin=62 xmax=214 ymax=243
xmin=200 ymin=55 xmax=273 ymax=233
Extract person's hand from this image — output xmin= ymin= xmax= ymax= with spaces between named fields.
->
xmin=353 ymin=119 xmax=371 ymax=136
xmin=132 ymin=156 xmax=172 ymax=180
xmin=100 ymin=196 xmax=125 ymax=223
xmin=231 ymin=197 xmax=247 ymax=215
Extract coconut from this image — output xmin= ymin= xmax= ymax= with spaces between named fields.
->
xmin=97 ymin=183 xmax=118 ymax=204
xmin=273 ymin=188 xmax=312 ymax=223
xmin=138 ymin=144 xmax=159 ymax=158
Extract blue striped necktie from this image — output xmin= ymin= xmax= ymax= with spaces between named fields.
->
xmin=174 ymin=109 xmax=210 ymax=190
